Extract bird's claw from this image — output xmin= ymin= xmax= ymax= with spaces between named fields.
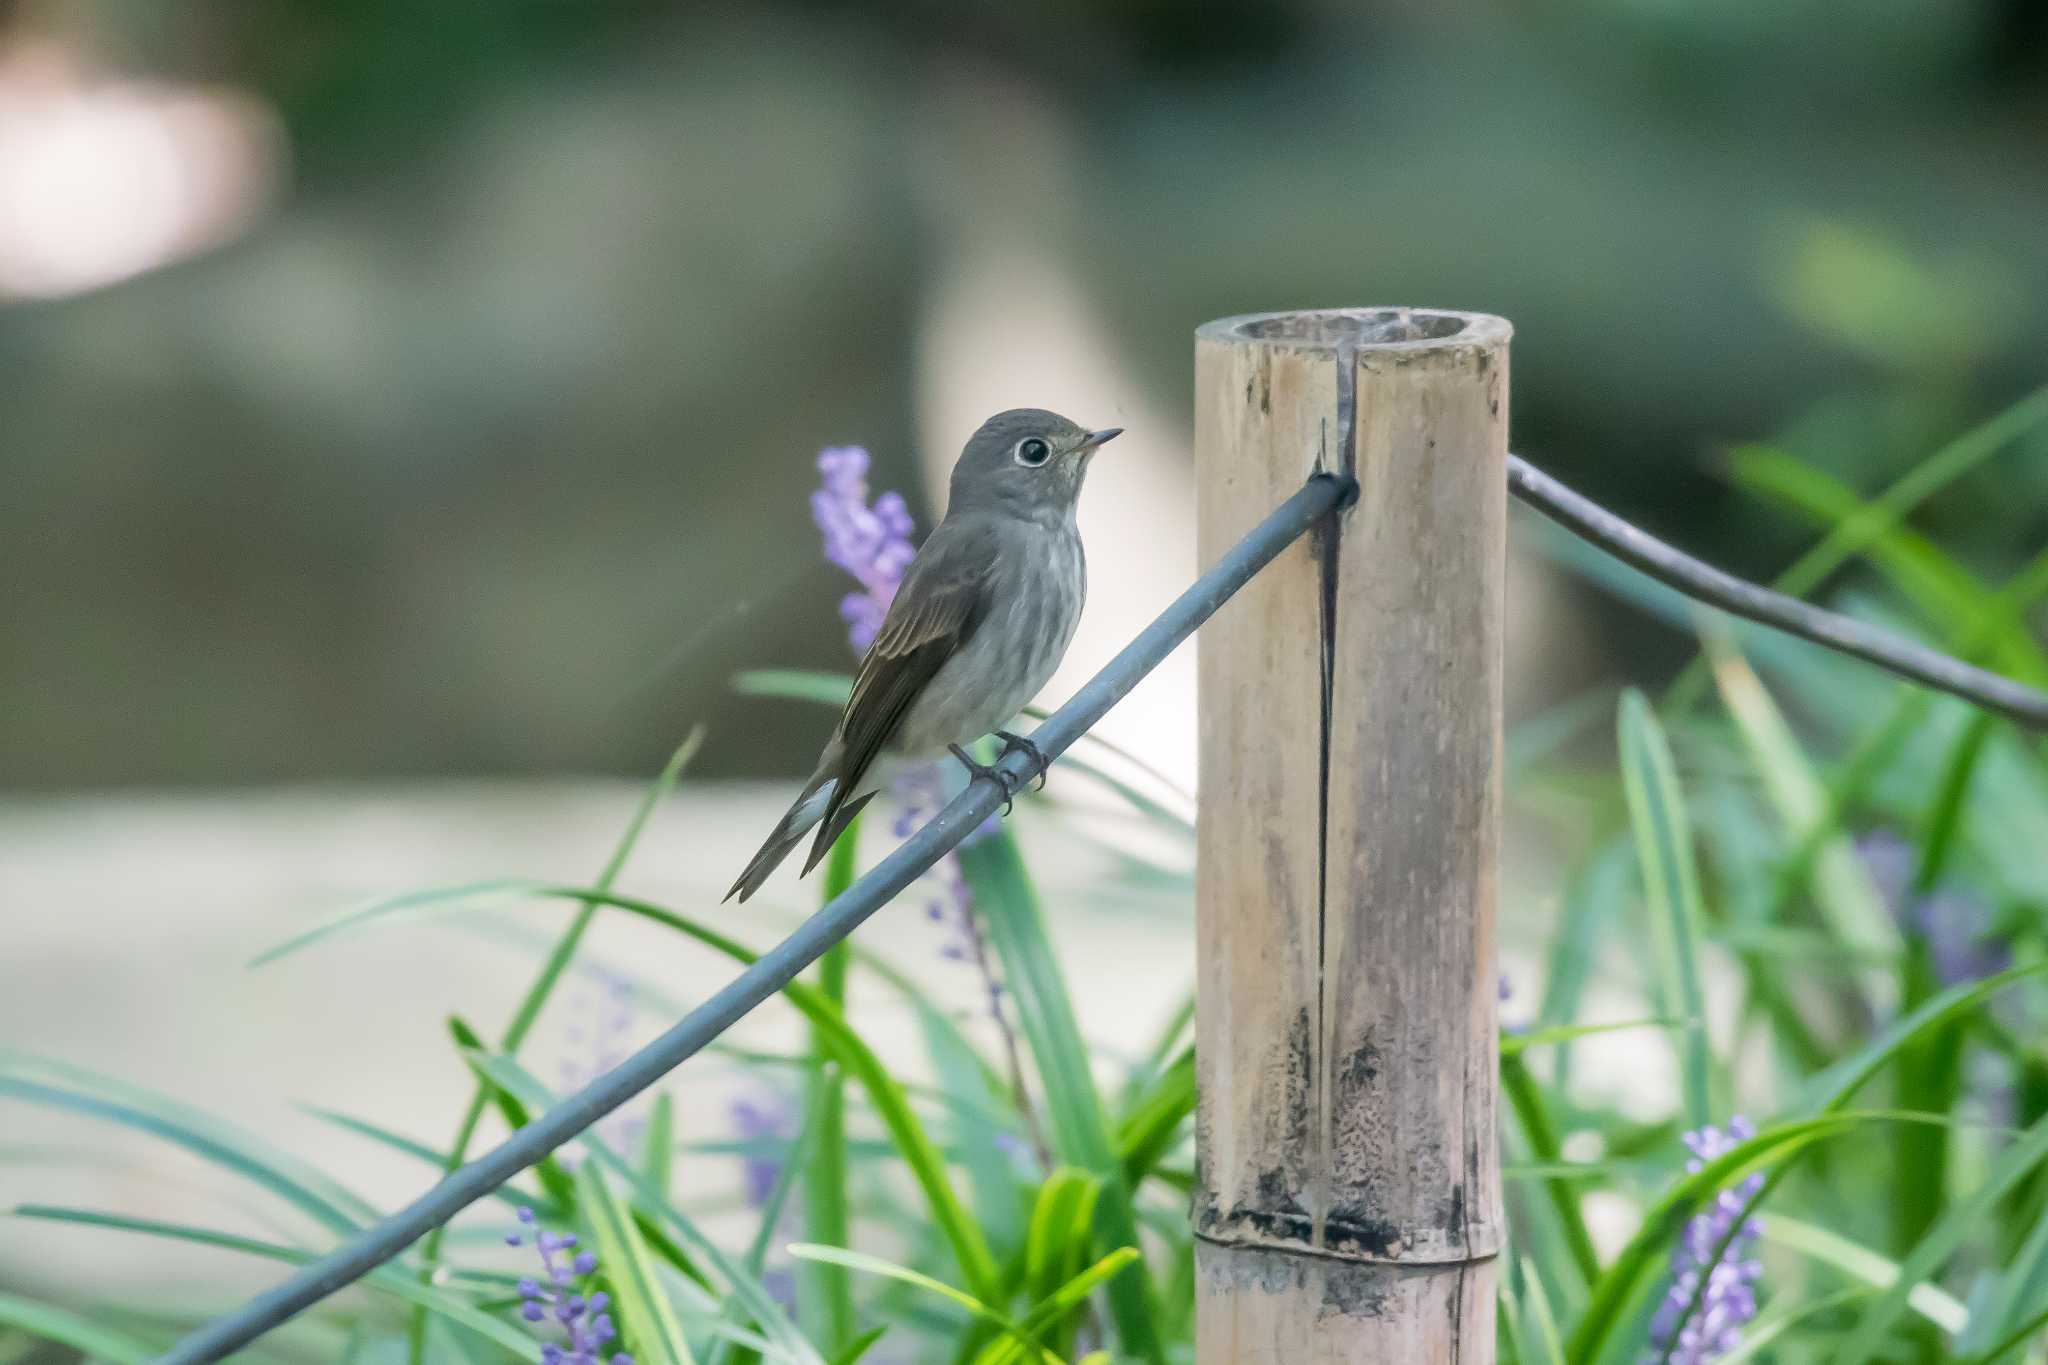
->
xmin=949 ymin=743 xmax=1020 ymax=816
xmin=993 ymin=730 xmax=1050 ymax=792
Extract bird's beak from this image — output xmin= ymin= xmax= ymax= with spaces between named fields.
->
xmin=1082 ymin=427 xmax=1124 ymax=451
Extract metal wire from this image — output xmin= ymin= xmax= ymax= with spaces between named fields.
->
xmin=153 ymin=471 xmax=1352 ymax=1365
xmin=1508 ymin=454 xmax=2048 ymax=731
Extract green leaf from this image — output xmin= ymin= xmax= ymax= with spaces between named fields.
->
xmin=1759 ymin=1214 xmax=1966 ymax=1333
xmin=641 ymin=1092 xmax=677 ymax=1204
xmin=826 ymin=1326 xmax=888 ymax=1365
xmin=0 ymin=1292 xmax=156 ymax=1363
xmin=1500 ymin=1051 xmax=1601 ymax=1292
xmin=273 ymin=877 xmax=1004 ymax=1309
xmin=1832 ymin=1111 xmax=2048 ymax=1363
xmin=1519 ymin=1256 xmax=1568 ymax=1365
xmin=9 ymin=1207 xmax=543 ymax=1359
xmin=1113 ymin=1047 xmax=1193 ymax=1192
xmin=577 ymin=1161 xmax=694 ymax=1365
xmin=303 ymin=1106 xmax=556 ymax=1215
xmin=786 ymin=1244 xmax=1011 ymax=1334
xmin=706 ymin=1081 xmax=829 ymax=1365
xmin=802 ymin=815 xmax=862 ymax=1356
xmin=1711 ymin=1288 xmax=1874 ymax=1365
xmin=1617 ymin=691 xmax=1713 ymax=1124
xmin=959 ymin=833 xmax=1163 ymax=1364
xmin=476 ymin=1057 xmax=825 ymax=1365
xmin=408 ymin=730 xmax=702 ymax=1365
xmin=1021 ymin=1169 xmax=1101 ymax=1317
xmin=1704 ymin=637 xmax=1899 ymax=967
xmin=1499 ymin=1018 xmax=1673 ymax=1060
xmin=732 ymin=668 xmax=854 ymax=707
xmin=0 ymin=1054 xmax=375 ymax=1237
xmin=447 ymin=1014 xmax=578 ymax=1211
xmin=990 ymin=1248 xmax=1145 ymax=1365
xmin=1963 ymin=1303 xmax=2048 ymax=1365
xmin=1568 ymin=1112 xmax=1959 ymax=1365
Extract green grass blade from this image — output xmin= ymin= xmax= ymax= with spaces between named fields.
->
xmin=1617 ymin=690 xmax=1714 ymax=1124
xmin=447 ymin=1014 xmax=578 ymax=1210
xmin=1712 ymin=1288 xmax=1874 ymax=1365
xmin=1971 ymin=1187 xmax=2048 ymax=1356
xmin=827 ymin=1326 xmax=889 ymax=1365
xmin=641 ymin=1092 xmax=677 ymax=1204
xmin=959 ymin=832 xmax=1163 ymax=1364
xmin=578 ymin=1161 xmax=695 ymax=1365
xmin=272 ymin=877 xmax=1005 ymax=1308
xmin=1795 ymin=961 xmax=2048 ymax=1115
xmin=1500 ymin=1051 xmax=1601 ymax=1292
xmin=1833 ymin=1112 xmax=2048 ymax=1363
xmin=1520 ymin=1255 xmax=1568 ymax=1365
xmin=303 ymin=1107 xmax=556 ymax=1215
xmin=1113 ymin=1046 xmax=1192 ymax=1192
xmin=1732 ymin=447 xmax=2048 ymax=685
xmin=0 ymin=1292 xmax=156 ymax=1363
xmin=1964 ymin=1303 xmax=2048 ymax=1365
xmin=10 ymin=1207 xmax=543 ymax=1359
xmin=786 ymin=1244 xmax=1008 ymax=1330
xmin=409 ymin=731 xmax=701 ymax=1365
xmin=476 ymin=1058 xmax=824 ymax=1365
xmin=1500 ymin=1019 xmax=1673 ymax=1060
xmin=1657 ymin=383 xmax=2048 ymax=712
xmin=0 ymin=1057 xmax=373 ymax=1237
xmin=802 ymin=817 xmax=863 ymax=1356
xmin=706 ymin=1082 xmax=828 ymax=1365
xmin=1705 ymin=638 xmax=1899 ymax=965
xmin=1760 ymin=1214 xmax=1967 ymax=1333
xmin=1567 ymin=1112 xmax=1953 ymax=1365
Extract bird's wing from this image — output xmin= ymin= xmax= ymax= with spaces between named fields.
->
xmin=804 ymin=528 xmax=991 ymax=872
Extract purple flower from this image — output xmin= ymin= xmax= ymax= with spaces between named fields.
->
xmin=811 ymin=445 xmax=916 ymax=653
xmin=1855 ymin=830 xmax=2009 ymax=988
xmin=506 ymin=1208 xmax=633 ymax=1364
xmin=1646 ymin=1120 xmax=1764 ymax=1364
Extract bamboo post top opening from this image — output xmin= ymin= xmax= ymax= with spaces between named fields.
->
xmin=1196 ymin=305 xmax=1513 ymax=353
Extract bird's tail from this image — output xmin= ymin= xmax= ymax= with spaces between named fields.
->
xmin=724 ymin=774 xmax=877 ymax=903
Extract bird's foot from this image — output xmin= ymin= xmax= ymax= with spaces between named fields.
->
xmin=949 ymin=743 xmax=1020 ymax=816
xmin=993 ymin=729 xmax=1050 ymax=792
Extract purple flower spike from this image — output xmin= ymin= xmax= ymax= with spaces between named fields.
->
xmin=511 ymin=1208 xmax=629 ymax=1362
xmin=1645 ymin=1118 xmax=1764 ymax=1364
xmin=811 ymin=444 xmax=917 ymax=655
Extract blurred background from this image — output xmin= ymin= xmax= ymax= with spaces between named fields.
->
xmin=4 ymin=0 xmax=2048 ymax=1339
xmin=4 ymin=0 xmax=2046 ymax=790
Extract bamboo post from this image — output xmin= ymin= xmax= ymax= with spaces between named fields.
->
xmin=1193 ymin=308 xmax=1509 ymax=1362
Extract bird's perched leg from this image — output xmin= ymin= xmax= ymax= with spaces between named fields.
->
xmin=993 ymin=729 xmax=1050 ymax=792
xmin=949 ymin=743 xmax=1022 ymax=815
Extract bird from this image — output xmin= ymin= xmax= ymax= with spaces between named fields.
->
xmin=726 ymin=408 xmax=1120 ymax=903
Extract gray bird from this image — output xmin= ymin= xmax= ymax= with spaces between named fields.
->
xmin=726 ymin=409 xmax=1120 ymax=903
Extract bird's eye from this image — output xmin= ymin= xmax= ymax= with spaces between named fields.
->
xmin=1014 ymin=437 xmax=1051 ymax=468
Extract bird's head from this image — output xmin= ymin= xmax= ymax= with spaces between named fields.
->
xmin=946 ymin=408 xmax=1122 ymax=523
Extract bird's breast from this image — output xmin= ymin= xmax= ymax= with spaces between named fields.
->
xmin=892 ymin=526 xmax=1085 ymax=755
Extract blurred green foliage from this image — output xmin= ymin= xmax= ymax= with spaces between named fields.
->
xmin=1 ymin=0 xmax=2044 ymax=786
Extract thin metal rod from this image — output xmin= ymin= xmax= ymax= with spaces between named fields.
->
xmin=1507 ymin=454 xmax=2048 ymax=730
xmin=155 ymin=472 xmax=1352 ymax=1365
